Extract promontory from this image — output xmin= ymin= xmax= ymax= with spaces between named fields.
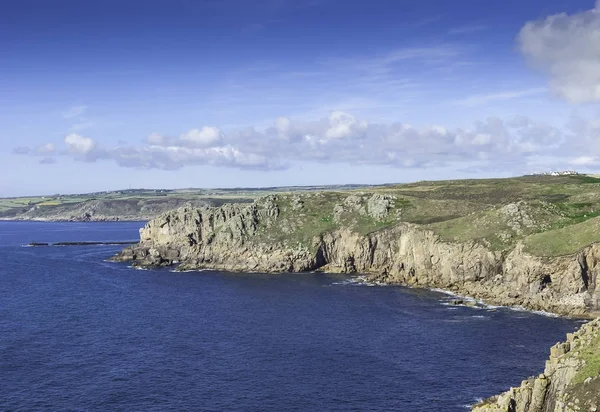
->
xmin=113 ymin=174 xmax=600 ymax=318
xmin=109 ymin=174 xmax=600 ymax=410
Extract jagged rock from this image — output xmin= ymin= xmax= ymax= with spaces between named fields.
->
xmin=333 ymin=195 xmax=366 ymax=223
xmin=332 ymin=193 xmax=395 ymax=223
xmin=291 ymin=196 xmax=304 ymax=210
xmin=474 ymin=318 xmax=600 ymax=412
xmin=343 ymin=195 xmax=367 ymax=215
xmin=332 ymin=204 xmax=345 ymax=223
xmin=450 ymin=299 xmax=479 ymax=307
xmin=366 ymin=194 xmax=395 ymax=220
xmin=501 ymin=202 xmax=536 ymax=235
xmin=550 ymin=342 xmax=570 ymax=359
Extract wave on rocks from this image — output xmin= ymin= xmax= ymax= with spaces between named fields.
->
xmin=331 ymin=275 xmax=383 ymax=287
xmin=508 ymin=305 xmax=559 ymax=318
xmin=432 ymin=288 xmax=561 ymax=318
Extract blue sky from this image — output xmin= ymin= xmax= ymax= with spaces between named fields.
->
xmin=2 ymin=0 xmax=599 ymax=196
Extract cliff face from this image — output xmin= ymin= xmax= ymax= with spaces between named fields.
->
xmin=112 ymin=193 xmax=600 ymax=317
xmin=473 ymin=319 xmax=600 ymax=412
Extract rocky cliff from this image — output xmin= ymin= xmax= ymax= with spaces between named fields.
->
xmin=0 ymin=196 xmax=252 ymax=222
xmin=473 ymin=319 xmax=600 ymax=412
xmin=112 ymin=192 xmax=600 ymax=318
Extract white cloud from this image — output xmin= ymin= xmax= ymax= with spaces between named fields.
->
xmin=62 ymin=105 xmax=88 ymax=119
xmin=274 ymin=117 xmax=291 ymax=139
xmin=471 ymin=133 xmax=492 ymax=145
xmin=110 ymin=144 xmax=280 ymax=170
xmin=324 ymin=111 xmax=368 ymax=140
xmin=65 ymin=133 xmax=95 ymax=154
xmin=519 ymin=3 xmax=600 ymax=103
xmin=429 ymin=125 xmax=448 ymax=135
xmin=180 ymin=126 xmax=223 ymax=147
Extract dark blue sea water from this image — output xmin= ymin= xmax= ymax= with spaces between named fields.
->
xmin=0 ymin=222 xmax=581 ymax=411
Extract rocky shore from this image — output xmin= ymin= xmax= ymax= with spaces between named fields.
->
xmin=111 ymin=193 xmax=600 ymax=318
xmin=473 ymin=319 xmax=600 ymax=412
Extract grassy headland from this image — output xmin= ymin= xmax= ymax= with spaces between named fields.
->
xmin=242 ymin=174 xmax=600 ymax=258
xmin=5 ymin=175 xmax=600 ymax=257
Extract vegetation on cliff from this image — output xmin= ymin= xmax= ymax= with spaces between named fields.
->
xmin=155 ymin=174 xmax=600 ymax=257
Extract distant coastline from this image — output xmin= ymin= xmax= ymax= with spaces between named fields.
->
xmin=0 ymin=185 xmax=375 ymax=222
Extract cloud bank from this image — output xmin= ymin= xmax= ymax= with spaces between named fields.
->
xmin=14 ymin=111 xmax=594 ymax=173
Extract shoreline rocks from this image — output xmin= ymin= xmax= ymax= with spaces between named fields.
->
xmin=473 ymin=319 xmax=600 ymax=412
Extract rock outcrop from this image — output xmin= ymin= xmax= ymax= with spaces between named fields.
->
xmin=112 ymin=194 xmax=600 ymax=317
xmin=473 ymin=319 xmax=600 ymax=412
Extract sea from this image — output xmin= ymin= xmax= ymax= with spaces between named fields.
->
xmin=0 ymin=221 xmax=581 ymax=411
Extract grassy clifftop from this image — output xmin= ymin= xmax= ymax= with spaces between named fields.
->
xmin=249 ymin=174 xmax=600 ymax=257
